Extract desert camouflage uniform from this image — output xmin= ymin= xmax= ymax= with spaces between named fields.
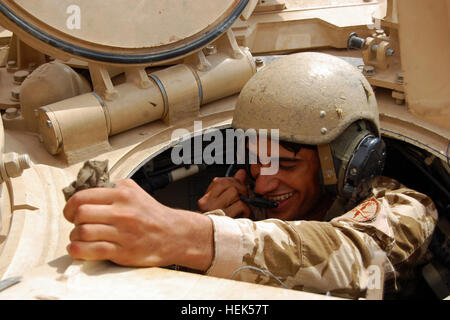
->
xmin=204 ymin=177 xmax=438 ymax=298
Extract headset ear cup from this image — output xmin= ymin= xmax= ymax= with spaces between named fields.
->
xmin=342 ymin=136 xmax=386 ymax=201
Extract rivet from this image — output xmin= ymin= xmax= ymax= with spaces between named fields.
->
xmin=320 ymin=111 xmax=326 ymax=118
xmin=321 ymin=128 xmax=328 ymax=135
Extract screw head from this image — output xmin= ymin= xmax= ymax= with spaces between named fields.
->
xmin=321 ymin=127 xmax=328 ymax=135
xmin=320 ymin=111 xmax=326 ymax=118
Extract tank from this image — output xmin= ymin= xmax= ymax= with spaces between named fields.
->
xmin=0 ymin=0 xmax=448 ymax=300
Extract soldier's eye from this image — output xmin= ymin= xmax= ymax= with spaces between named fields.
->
xmin=280 ymin=163 xmax=296 ymax=169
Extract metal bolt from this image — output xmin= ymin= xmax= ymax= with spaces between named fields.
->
xmin=347 ymin=32 xmax=366 ymax=50
xmin=392 ymin=90 xmax=405 ymax=105
xmin=18 ymin=154 xmax=31 ymax=171
xmin=320 ymin=111 xmax=326 ymax=118
xmin=386 ymin=48 xmax=395 ymax=56
xmin=46 ymin=120 xmax=53 ymax=128
xmin=14 ymin=70 xmax=30 ymax=84
xmin=424 ymin=156 xmax=434 ymax=166
xmin=10 ymin=87 xmax=20 ymax=101
xmin=255 ymin=57 xmax=264 ymax=67
xmin=395 ymin=98 xmax=404 ymax=105
xmin=7 ymin=60 xmax=17 ymax=69
xmin=321 ymin=128 xmax=328 ymax=135
xmin=5 ymin=108 xmax=19 ymax=119
xmin=363 ymin=65 xmax=375 ymax=77
xmin=2 ymin=152 xmax=31 ymax=180
xmin=205 ymin=45 xmax=216 ymax=55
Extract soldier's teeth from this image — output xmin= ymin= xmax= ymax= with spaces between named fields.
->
xmin=267 ymin=192 xmax=294 ymax=201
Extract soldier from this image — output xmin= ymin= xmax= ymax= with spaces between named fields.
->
xmin=63 ymin=53 xmax=437 ymax=298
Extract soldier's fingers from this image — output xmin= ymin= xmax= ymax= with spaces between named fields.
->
xmin=233 ymin=169 xmax=247 ymax=184
xmin=72 ymin=204 xmax=117 ymax=226
xmin=206 ymin=178 xmax=230 ymax=195
xmin=211 ymin=186 xmax=241 ymax=209
xmin=67 ymin=241 xmax=120 ymax=261
xmin=208 ymin=178 xmax=248 ymax=198
xmin=64 ymin=188 xmax=120 ymax=222
xmin=224 ymin=201 xmax=251 ymax=219
xmin=70 ymin=224 xmax=120 ymax=243
xmin=197 ymin=193 xmax=211 ymax=212
xmin=199 ymin=185 xmax=241 ymax=212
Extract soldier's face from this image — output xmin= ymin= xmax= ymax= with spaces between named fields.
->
xmin=248 ymin=138 xmax=322 ymax=221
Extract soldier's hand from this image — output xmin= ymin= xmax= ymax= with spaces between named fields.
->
xmin=63 ymin=179 xmax=213 ymax=271
xmin=198 ymin=169 xmax=251 ymax=218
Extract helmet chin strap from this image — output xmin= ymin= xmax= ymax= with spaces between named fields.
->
xmin=317 ymin=144 xmax=347 ymax=221
xmin=317 ymin=143 xmax=338 ymax=186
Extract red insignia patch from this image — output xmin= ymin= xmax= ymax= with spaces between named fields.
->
xmin=348 ymin=197 xmax=380 ymax=222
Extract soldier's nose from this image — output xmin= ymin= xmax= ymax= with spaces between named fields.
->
xmin=253 ymin=173 xmax=280 ymax=195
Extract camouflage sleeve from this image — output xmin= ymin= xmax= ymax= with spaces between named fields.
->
xmin=204 ymin=177 xmax=438 ymax=297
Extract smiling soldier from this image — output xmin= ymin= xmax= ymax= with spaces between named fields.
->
xmin=63 ymin=53 xmax=437 ymax=298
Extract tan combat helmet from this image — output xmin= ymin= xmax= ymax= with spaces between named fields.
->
xmin=232 ymin=52 xmax=386 ymax=209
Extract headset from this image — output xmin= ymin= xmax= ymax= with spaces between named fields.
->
xmin=320 ymin=120 xmax=386 ymax=211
